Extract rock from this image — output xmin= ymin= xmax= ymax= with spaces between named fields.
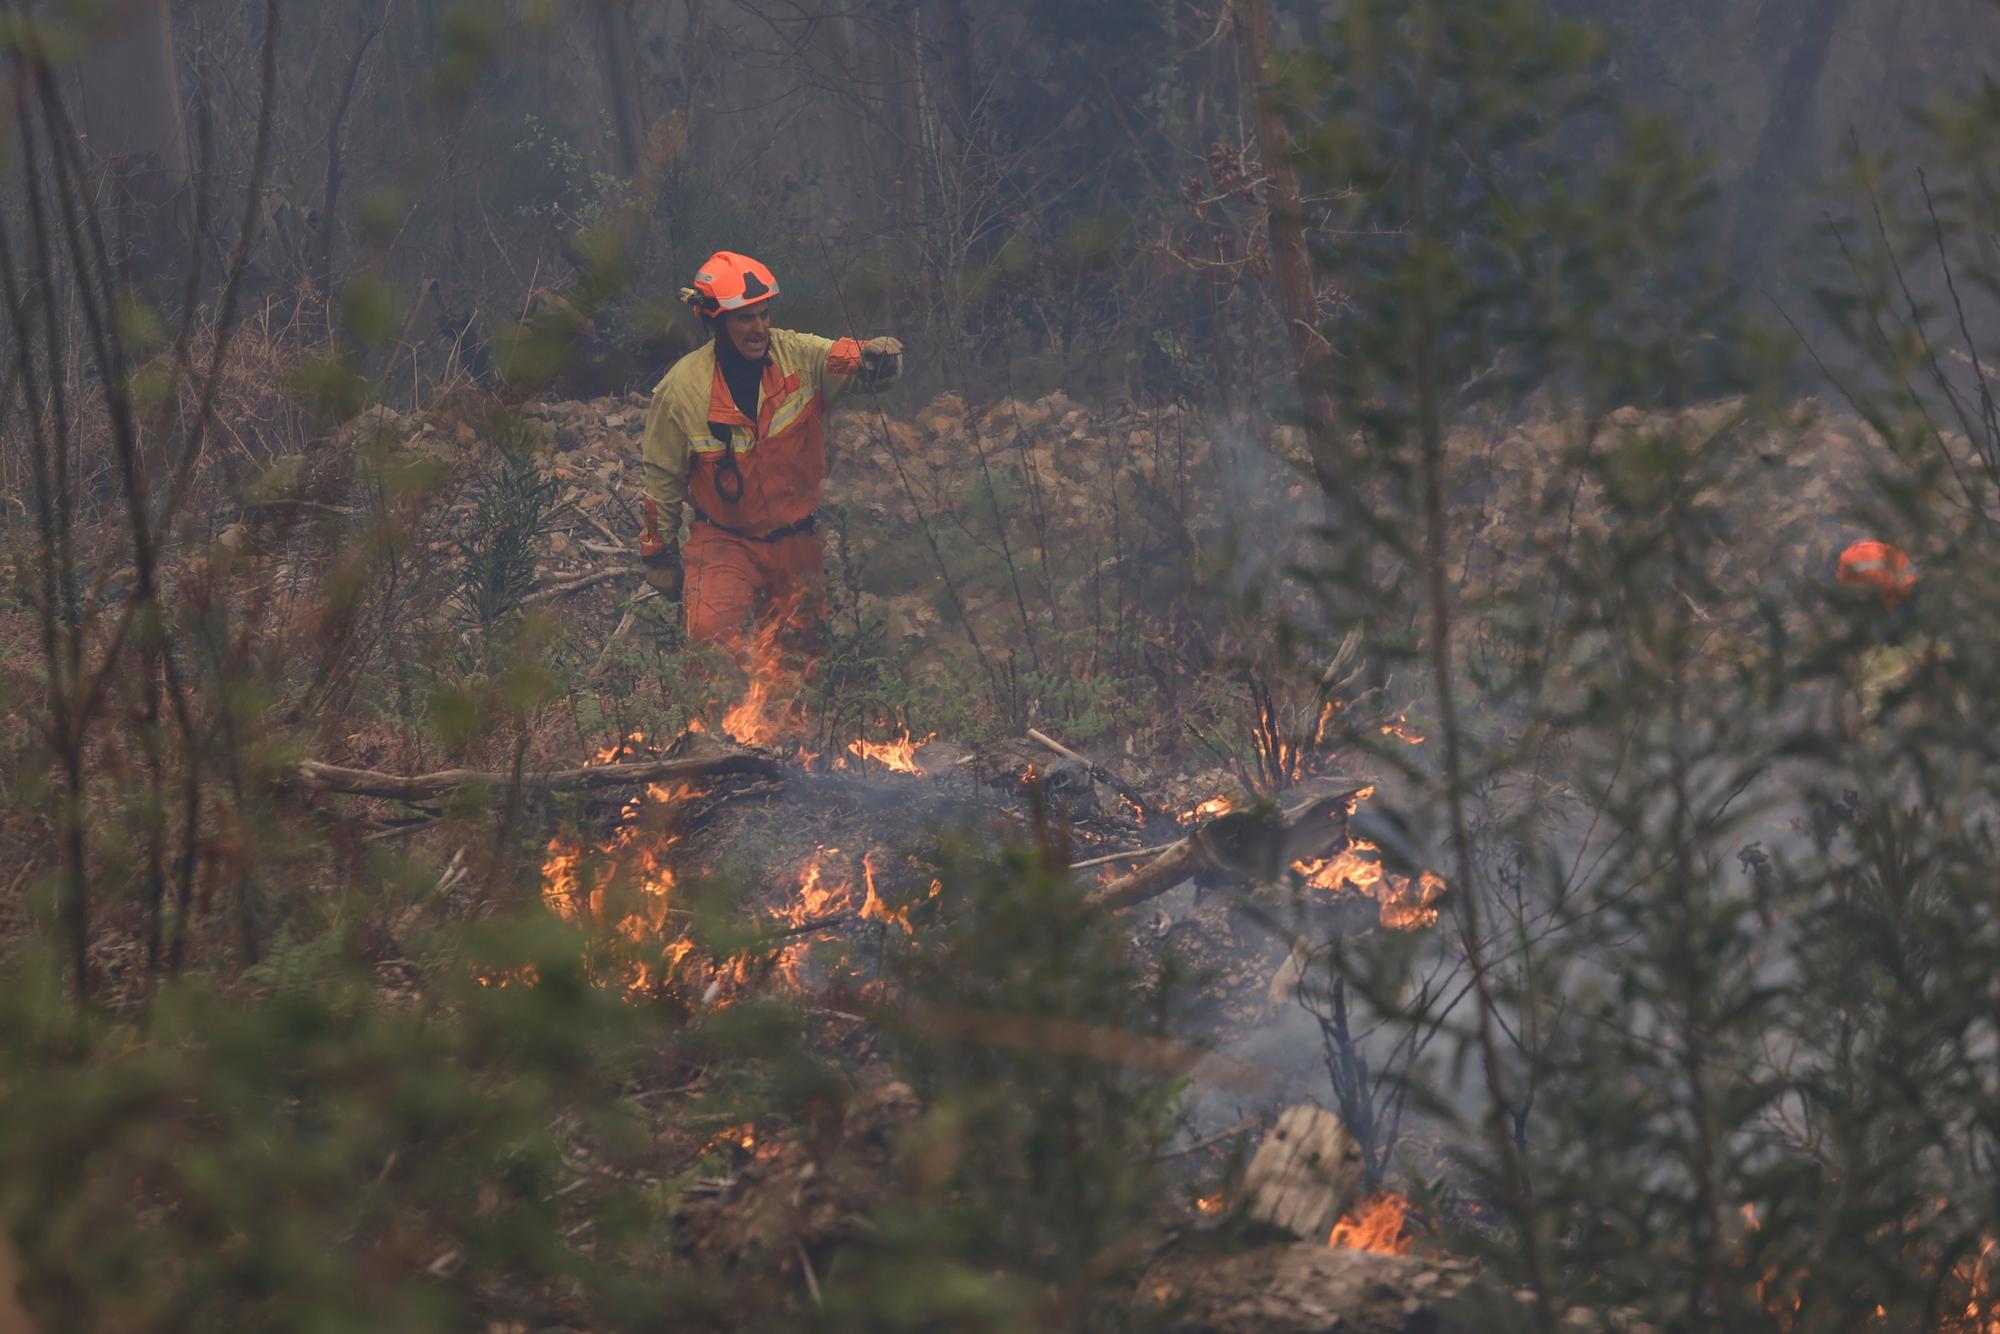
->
xmin=335 ymin=403 xmax=410 ymax=445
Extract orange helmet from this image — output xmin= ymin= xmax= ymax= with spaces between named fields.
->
xmin=683 ymin=251 xmax=779 ymax=315
xmin=1836 ymin=540 xmax=1916 ymax=609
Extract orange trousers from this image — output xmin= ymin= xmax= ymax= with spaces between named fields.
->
xmin=682 ymin=522 xmax=826 ymax=653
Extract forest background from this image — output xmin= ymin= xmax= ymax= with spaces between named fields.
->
xmin=4 ymin=1 xmax=2000 ymax=1331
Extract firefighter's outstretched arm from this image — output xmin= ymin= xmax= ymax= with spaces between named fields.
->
xmin=638 ymin=391 xmax=689 ymax=599
xmin=811 ymin=332 xmax=901 ymax=409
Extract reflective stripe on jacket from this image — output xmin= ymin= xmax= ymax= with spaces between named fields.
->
xmin=640 ymin=328 xmax=863 ymax=549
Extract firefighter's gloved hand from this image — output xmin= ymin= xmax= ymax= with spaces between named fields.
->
xmin=642 ymin=543 xmax=683 ymax=600
xmin=858 ymin=336 xmax=903 ymax=389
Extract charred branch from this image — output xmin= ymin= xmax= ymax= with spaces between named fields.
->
xmin=1083 ymin=786 xmax=1364 ymax=912
xmin=292 ymin=736 xmax=781 ymax=804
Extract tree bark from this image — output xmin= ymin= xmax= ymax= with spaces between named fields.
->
xmin=1232 ymin=0 xmax=1340 ymax=498
xmin=316 ymin=0 xmax=395 ymax=301
xmin=592 ymin=0 xmax=643 ymax=179
xmin=1727 ymin=0 xmax=1858 ymax=276
xmin=75 ymin=0 xmax=190 ymax=295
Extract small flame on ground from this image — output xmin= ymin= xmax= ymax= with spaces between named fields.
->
xmin=1195 ymin=1191 xmax=1226 ymax=1215
xmin=1329 ymin=1192 xmax=1414 ymax=1255
xmin=847 ymin=730 xmax=933 ymax=774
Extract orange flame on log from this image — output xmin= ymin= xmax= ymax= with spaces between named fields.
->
xmin=1293 ymin=840 xmax=1444 ymax=932
xmin=1180 ymin=795 xmax=1234 ymax=826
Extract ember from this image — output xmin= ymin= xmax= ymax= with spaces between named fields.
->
xmin=1329 ymin=1191 xmax=1414 ymax=1255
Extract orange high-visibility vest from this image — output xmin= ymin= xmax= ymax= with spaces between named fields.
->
xmin=639 ymin=328 xmax=863 ymax=549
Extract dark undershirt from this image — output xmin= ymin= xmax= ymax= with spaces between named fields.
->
xmin=714 ymin=334 xmax=766 ymax=426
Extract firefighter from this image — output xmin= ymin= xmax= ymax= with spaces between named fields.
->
xmin=638 ymin=250 xmax=902 ymax=649
xmin=1834 ymin=539 xmax=1938 ymax=723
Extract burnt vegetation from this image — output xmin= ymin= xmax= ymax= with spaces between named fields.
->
xmin=1 ymin=1 xmax=1999 ymax=1331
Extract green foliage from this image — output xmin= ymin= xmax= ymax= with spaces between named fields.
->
xmin=451 ymin=416 xmax=555 ymax=666
xmin=1281 ymin=2 xmax=2000 ymax=1329
xmin=0 ymin=922 xmax=663 ymax=1333
xmin=846 ymin=840 xmax=1187 ymax=1330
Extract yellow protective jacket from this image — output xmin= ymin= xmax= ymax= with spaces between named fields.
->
xmin=639 ymin=328 xmax=863 ymax=551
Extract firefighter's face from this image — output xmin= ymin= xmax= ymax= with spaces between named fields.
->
xmin=722 ymin=305 xmax=772 ymax=361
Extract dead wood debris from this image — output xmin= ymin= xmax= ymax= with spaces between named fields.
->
xmin=292 ymin=732 xmax=780 ymax=804
xmin=1085 ymin=786 xmax=1364 ymax=912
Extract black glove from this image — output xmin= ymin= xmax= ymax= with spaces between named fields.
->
xmin=858 ymin=336 xmax=903 ymax=389
xmin=643 ymin=543 xmax=683 ymax=600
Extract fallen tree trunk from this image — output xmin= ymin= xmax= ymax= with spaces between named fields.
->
xmin=1084 ymin=786 xmax=1364 ymax=912
xmin=291 ymin=733 xmax=781 ymax=803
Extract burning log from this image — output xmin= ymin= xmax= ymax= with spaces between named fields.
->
xmin=1084 ymin=787 xmax=1366 ymax=912
xmin=1241 ymin=1105 xmax=1365 ymax=1241
xmin=292 ymin=730 xmax=780 ymax=804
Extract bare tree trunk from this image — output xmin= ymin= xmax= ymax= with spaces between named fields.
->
xmin=316 ymin=0 xmax=396 ymax=303
xmin=75 ymin=0 xmax=189 ymax=296
xmin=592 ymin=0 xmax=643 ymax=179
xmin=1728 ymin=0 xmax=1858 ymax=276
xmin=1232 ymin=0 xmax=1340 ymax=497
xmin=929 ymin=0 xmax=976 ymax=137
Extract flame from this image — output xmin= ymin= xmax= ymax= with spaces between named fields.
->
xmin=536 ymin=760 xmax=703 ymax=995
xmin=1954 ymin=1238 xmax=2000 ymax=1332
xmin=1737 ymin=1202 xmax=2000 ymax=1330
xmin=847 ymin=729 xmax=933 ymax=774
xmin=1181 ymin=795 xmax=1233 ymax=826
xmin=792 ymin=847 xmax=851 ymax=921
xmin=1380 ymin=714 xmax=1426 ymax=745
xmin=1292 ymin=838 xmax=1444 ymax=932
xmin=859 ymin=851 xmax=928 ymax=933
xmin=1312 ymin=699 xmax=1340 ymax=749
xmin=1281 ymin=785 xmax=1440 ymax=931
xmin=719 ymin=602 xmax=809 ymax=746
xmin=1195 ymin=1191 xmax=1226 ymax=1215
xmin=1380 ymin=871 xmax=1446 ymax=930
xmin=774 ymin=846 xmax=861 ymax=985
xmin=1329 ymin=1192 xmax=1413 ymax=1255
